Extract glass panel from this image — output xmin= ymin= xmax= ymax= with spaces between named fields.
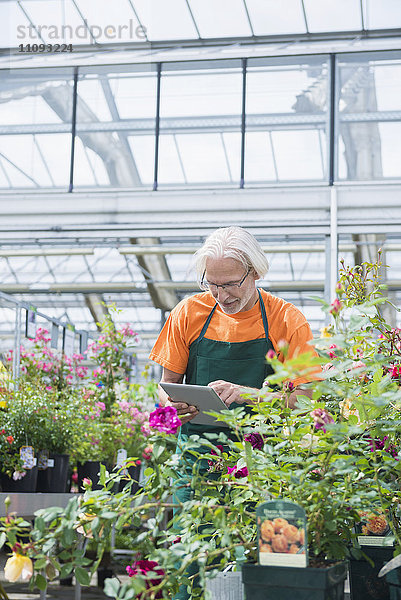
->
xmin=245 ymin=0 xmax=306 ymax=35
xmin=128 ymin=136 xmax=156 ymax=185
xmin=175 ymin=132 xmax=237 ymax=183
xmin=0 ymin=69 xmax=73 ymax=189
xmin=245 ymin=132 xmax=276 ymax=181
xmin=75 ymin=0 xmax=141 ymax=44
xmin=19 ymin=0 xmax=84 ymax=44
xmin=0 ymin=1 xmax=33 ymax=49
xmin=246 ymin=58 xmax=328 ymax=183
xmin=363 ymin=0 xmax=401 ymax=29
xmin=158 ymin=135 xmax=185 ymax=184
xmin=303 ymin=0 xmax=362 ymax=32
xmin=0 ymin=134 xmax=72 ymax=188
xmin=188 ymin=0 xmax=252 ymax=38
xmin=73 ymin=138 xmax=110 ymax=186
xmin=271 ymin=130 xmax=325 ymax=180
xmin=337 ymin=53 xmax=401 ymax=181
xmin=159 ymin=67 xmax=242 ymax=186
xmin=246 ymin=63 xmax=327 ymax=114
xmin=132 ymin=0 xmax=197 ymax=40
xmin=74 ymin=69 xmax=157 ymax=189
xmin=161 ymin=69 xmax=242 ymax=117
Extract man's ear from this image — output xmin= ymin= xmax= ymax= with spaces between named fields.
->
xmin=250 ymin=267 xmax=259 ymax=281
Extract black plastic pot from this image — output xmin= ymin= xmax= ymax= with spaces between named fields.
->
xmin=117 ymin=463 xmax=141 ymax=494
xmin=242 ymin=561 xmax=348 ymax=600
xmin=0 ymin=466 xmax=38 ymax=492
xmin=36 ymin=453 xmax=70 ymax=493
xmin=349 ymin=545 xmax=393 ymax=600
xmin=77 ymin=460 xmax=108 ymax=491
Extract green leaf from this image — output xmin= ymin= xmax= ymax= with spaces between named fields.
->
xmin=34 ymin=558 xmax=47 ymax=570
xmin=35 ymin=574 xmax=47 ymax=591
xmin=61 ymin=527 xmax=75 ymax=547
xmin=152 ymin=440 xmax=165 ymax=460
xmin=104 ymin=577 xmax=121 ymax=597
xmin=74 ymin=567 xmax=91 ymax=586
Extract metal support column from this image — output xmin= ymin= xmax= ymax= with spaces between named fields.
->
xmin=330 ymin=186 xmax=338 ymax=302
xmin=12 ymin=304 xmax=21 ymax=386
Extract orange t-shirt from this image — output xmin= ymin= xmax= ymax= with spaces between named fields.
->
xmin=149 ymin=289 xmax=317 ymax=387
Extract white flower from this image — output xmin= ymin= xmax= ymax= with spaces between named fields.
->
xmin=12 ymin=470 xmax=26 ymax=481
xmin=4 ymin=554 xmax=33 ymax=582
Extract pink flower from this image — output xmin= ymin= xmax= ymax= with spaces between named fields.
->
xmin=82 ymin=478 xmax=92 ymax=488
xmin=95 ymin=401 xmax=106 ymax=411
xmin=311 ymin=408 xmax=334 ymax=432
xmin=266 ymin=349 xmax=276 ymax=360
xmin=328 ymin=344 xmax=337 ymax=359
xmin=329 ymin=298 xmax=342 ymax=316
xmin=149 ymin=406 xmax=181 ymax=435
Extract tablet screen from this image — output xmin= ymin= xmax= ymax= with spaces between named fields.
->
xmin=159 ymin=382 xmax=228 ymax=426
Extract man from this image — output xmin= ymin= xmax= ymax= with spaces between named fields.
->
xmin=150 ymin=226 xmax=316 ymax=424
xmin=149 ymin=226 xmax=317 ymax=600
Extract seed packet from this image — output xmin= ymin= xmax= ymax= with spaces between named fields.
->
xmin=256 ymin=499 xmax=308 ymax=567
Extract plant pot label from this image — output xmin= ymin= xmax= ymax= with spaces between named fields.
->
xmin=256 ymin=500 xmax=308 ymax=567
xmin=355 ymin=509 xmax=394 ymax=547
xmin=20 ymin=445 xmax=36 ymax=469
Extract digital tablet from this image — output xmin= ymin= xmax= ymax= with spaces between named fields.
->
xmin=159 ymin=382 xmax=228 ymax=426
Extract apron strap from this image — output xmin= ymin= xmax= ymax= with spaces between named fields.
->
xmin=257 ymin=288 xmax=270 ymax=340
xmin=198 ymin=303 xmax=218 ymax=342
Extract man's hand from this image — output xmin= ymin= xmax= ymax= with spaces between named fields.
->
xmin=166 ymin=399 xmax=199 ymax=424
xmin=208 ymin=380 xmax=252 ymax=407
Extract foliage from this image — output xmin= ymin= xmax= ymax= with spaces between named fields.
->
xmin=1 ymin=260 xmax=401 ymax=599
xmin=1 ymin=305 xmax=157 ymax=471
xmin=87 ymin=305 xmax=139 ymax=416
xmin=5 ymin=327 xmax=88 ymax=400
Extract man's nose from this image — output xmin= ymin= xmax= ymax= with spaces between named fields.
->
xmin=214 ymin=286 xmax=230 ymax=301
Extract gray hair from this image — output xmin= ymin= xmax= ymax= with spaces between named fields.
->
xmin=194 ymin=227 xmax=269 ymax=283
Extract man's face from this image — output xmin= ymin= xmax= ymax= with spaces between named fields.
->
xmin=204 ymin=257 xmax=258 ymax=314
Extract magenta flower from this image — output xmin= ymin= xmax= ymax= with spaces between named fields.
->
xmin=311 ymin=408 xmax=334 ymax=432
xmin=329 ymin=298 xmax=342 ymax=316
xmin=234 ymin=466 xmax=249 ymax=479
xmin=244 ymin=432 xmax=264 ymax=450
xmin=266 ymin=349 xmax=276 ymax=360
xmin=126 ymin=560 xmax=165 ymax=598
xmin=149 ymin=406 xmax=181 ymax=435
xmin=369 ymin=436 xmax=398 ymax=459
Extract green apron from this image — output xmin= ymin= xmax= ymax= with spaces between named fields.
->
xmin=172 ymin=289 xmax=275 ymax=600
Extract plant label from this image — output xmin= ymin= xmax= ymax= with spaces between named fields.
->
xmin=256 ymin=500 xmax=308 ymax=567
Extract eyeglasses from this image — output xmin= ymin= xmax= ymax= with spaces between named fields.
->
xmin=201 ymin=268 xmax=251 ymax=292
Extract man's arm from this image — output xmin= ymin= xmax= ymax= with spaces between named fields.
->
xmin=159 ymin=367 xmax=199 ymax=425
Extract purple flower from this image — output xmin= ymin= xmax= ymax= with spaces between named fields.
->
xmin=234 ymin=466 xmax=249 ymax=479
xmin=244 ymin=433 xmax=264 ymax=450
xmin=369 ymin=436 xmax=399 ymax=459
xmin=227 ymin=465 xmax=249 ymax=478
xmin=311 ymin=408 xmax=334 ymax=432
xmin=149 ymin=406 xmax=181 ymax=435
xmin=126 ymin=560 xmax=165 ymax=598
